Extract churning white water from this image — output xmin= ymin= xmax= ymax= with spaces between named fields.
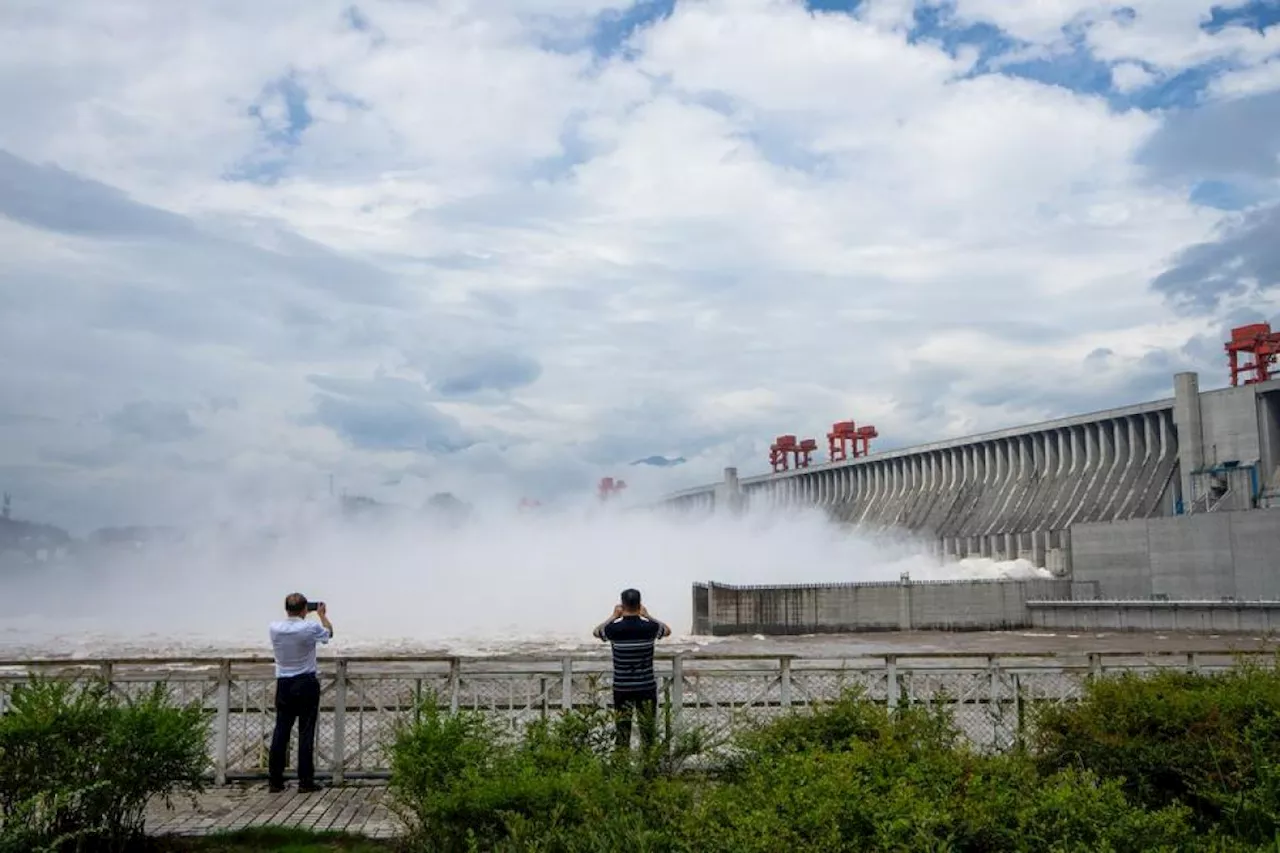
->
xmin=0 ymin=504 xmax=1048 ymax=658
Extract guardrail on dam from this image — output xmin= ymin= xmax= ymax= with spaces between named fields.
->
xmin=658 ymin=373 xmax=1280 ymax=575
xmin=2 ymin=651 xmax=1268 ymax=781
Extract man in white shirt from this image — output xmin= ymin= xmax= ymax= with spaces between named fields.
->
xmin=267 ymin=592 xmax=334 ymax=793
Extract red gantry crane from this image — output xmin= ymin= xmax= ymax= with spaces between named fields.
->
xmin=598 ymin=477 xmax=627 ymax=502
xmin=769 ymin=434 xmax=819 ymax=472
xmin=827 ymin=420 xmax=879 ymax=462
xmin=769 ymin=435 xmax=796 ymax=473
xmin=1226 ymin=323 xmax=1280 ymax=386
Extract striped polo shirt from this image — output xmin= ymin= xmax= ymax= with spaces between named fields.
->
xmin=600 ymin=615 xmax=666 ymax=693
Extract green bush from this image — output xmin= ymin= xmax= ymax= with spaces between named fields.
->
xmin=729 ymin=686 xmax=959 ymax=766
xmin=0 ymin=677 xmax=210 ymax=852
xmin=386 ymin=697 xmax=694 ymax=853
xmin=1031 ymin=661 xmax=1280 ymax=843
xmin=686 ymin=693 xmax=1200 ymax=853
xmin=380 ymin=665 xmax=1280 ymax=852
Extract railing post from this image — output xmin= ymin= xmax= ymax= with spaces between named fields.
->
xmin=779 ymin=657 xmax=792 ymax=708
xmin=671 ymin=655 xmax=684 ymax=732
xmin=1187 ymin=652 xmax=1199 ymax=673
xmin=886 ymin=655 xmax=898 ymax=711
xmin=988 ymin=656 xmax=1001 ymax=748
xmin=1088 ymin=652 xmax=1101 ymax=680
xmin=1013 ymin=673 xmax=1024 ymax=741
xmin=448 ymin=658 xmax=461 ymax=715
xmin=561 ymin=657 xmax=573 ymax=710
xmin=331 ymin=660 xmax=347 ymax=785
xmin=214 ymin=660 xmax=230 ymax=785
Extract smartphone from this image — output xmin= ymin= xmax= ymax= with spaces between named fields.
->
xmin=306 ymin=601 xmax=323 ymax=612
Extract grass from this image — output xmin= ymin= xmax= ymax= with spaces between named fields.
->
xmin=155 ymin=827 xmax=396 ymax=852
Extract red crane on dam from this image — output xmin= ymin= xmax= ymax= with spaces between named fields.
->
xmin=770 ymin=421 xmax=879 ymax=473
xmin=769 ymin=435 xmax=819 ymax=472
xmin=768 ymin=434 xmax=829 ymax=472
xmin=827 ymin=421 xmax=879 ymax=462
xmin=598 ymin=477 xmax=627 ymax=501
xmin=1226 ymin=323 xmax=1280 ymax=387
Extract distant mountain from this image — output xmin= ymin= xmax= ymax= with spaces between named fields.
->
xmin=630 ymin=455 xmax=687 ymax=468
xmin=423 ymin=492 xmax=472 ymax=527
xmin=88 ymin=525 xmax=183 ymax=546
xmin=0 ymin=516 xmax=72 ymax=553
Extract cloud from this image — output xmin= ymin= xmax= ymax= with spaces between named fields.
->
xmin=307 ymin=375 xmax=478 ymax=453
xmin=107 ymin=401 xmax=201 ymax=443
xmin=434 ymin=352 xmax=543 ymax=397
xmin=1111 ymin=60 xmax=1158 ymax=92
xmin=1138 ymin=90 xmax=1280 ymax=184
xmin=631 ymin=455 xmax=687 ymax=467
xmin=0 ymin=0 xmax=1277 ymax=529
xmin=0 ymin=149 xmax=192 ymax=238
xmin=1151 ymin=203 xmax=1280 ymax=311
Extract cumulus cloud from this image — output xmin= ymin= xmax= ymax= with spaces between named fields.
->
xmin=307 ymin=374 xmax=477 ymax=453
xmin=1151 ymin=203 xmax=1280 ymax=311
xmin=108 ymin=402 xmax=202 ymax=444
xmin=0 ymin=0 xmax=1276 ymax=530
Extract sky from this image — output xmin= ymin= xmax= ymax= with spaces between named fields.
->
xmin=0 ymin=0 xmax=1277 ymax=533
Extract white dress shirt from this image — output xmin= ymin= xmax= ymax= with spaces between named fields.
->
xmin=269 ymin=617 xmax=332 ymax=678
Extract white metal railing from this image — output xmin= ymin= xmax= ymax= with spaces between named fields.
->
xmin=0 ymin=650 xmax=1271 ymax=783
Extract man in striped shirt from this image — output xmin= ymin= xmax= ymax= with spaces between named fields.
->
xmin=593 ymin=588 xmax=671 ymax=751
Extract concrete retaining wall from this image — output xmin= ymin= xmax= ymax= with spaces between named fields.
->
xmin=1071 ymin=508 xmax=1280 ymax=600
xmin=1028 ymin=600 xmax=1280 ymax=632
xmin=692 ymin=578 xmax=1071 ymax=635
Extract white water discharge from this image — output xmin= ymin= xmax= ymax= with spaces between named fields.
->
xmin=0 ymin=504 xmax=1048 ymax=658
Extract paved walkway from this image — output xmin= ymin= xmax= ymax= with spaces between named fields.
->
xmin=146 ymin=781 xmax=399 ymax=839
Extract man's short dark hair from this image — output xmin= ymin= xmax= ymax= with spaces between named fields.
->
xmin=620 ymin=588 xmax=641 ymax=609
xmin=285 ymin=593 xmax=308 ymax=615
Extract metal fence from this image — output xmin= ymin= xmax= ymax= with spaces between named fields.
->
xmin=0 ymin=649 xmax=1270 ymax=783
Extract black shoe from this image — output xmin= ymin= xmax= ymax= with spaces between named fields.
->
xmin=267 ymin=783 xmax=286 ymax=793
xmin=297 ymin=781 xmax=327 ymax=793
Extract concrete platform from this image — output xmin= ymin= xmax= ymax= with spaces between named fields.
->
xmin=146 ymin=781 xmax=399 ymax=839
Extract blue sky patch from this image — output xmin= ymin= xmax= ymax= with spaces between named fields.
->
xmin=343 ymin=5 xmax=371 ymax=32
xmin=804 ymin=0 xmax=864 ymax=13
xmin=591 ymin=0 xmax=676 ymax=58
xmin=909 ymin=3 xmax=1022 ymax=71
xmin=1202 ymin=1 xmax=1280 ymax=34
xmin=226 ymin=73 xmax=314 ymax=184
xmin=249 ymin=73 xmax=312 ymax=150
xmin=1189 ymin=178 xmax=1269 ymax=210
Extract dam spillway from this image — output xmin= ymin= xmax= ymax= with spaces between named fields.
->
xmin=658 ymin=371 xmax=1280 ymax=580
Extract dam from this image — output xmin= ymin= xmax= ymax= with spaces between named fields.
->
xmin=659 ymin=329 xmax=1280 ymax=624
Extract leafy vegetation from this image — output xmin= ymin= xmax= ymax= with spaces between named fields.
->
xmin=6 ymin=661 xmax=1280 ymax=851
xmin=0 ymin=678 xmax=209 ymax=853
xmin=386 ymin=663 xmax=1280 ymax=853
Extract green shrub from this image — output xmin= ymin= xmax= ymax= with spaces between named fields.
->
xmin=688 ymin=735 xmax=1197 ymax=852
xmin=387 ymin=696 xmax=699 ymax=853
xmin=1030 ymin=661 xmax=1280 ymax=842
xmin=0 ymin=677 xmax=210 ymax=852
xmin=383 ymin=665 xmax=1280 ymax=852
xmin=730 ymin=686 xmax=959 ymax=767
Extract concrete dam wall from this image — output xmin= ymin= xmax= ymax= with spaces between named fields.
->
xmin=1070 ymin=508 xmax=1280 ymax=600
xmin=693 ymin=578 xmax=1072 ymax=635
xmin=662 ymin=374 xmax=1280 ymax=573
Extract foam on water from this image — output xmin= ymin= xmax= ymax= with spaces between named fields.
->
xmin=0 ymin=504 xmax=1048 ymax=658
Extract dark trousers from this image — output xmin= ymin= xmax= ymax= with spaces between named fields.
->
xmin=269 ymin=672 xmax=320 ymax=786
xmin=613 ymin=687 xmax=658 ymax=751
